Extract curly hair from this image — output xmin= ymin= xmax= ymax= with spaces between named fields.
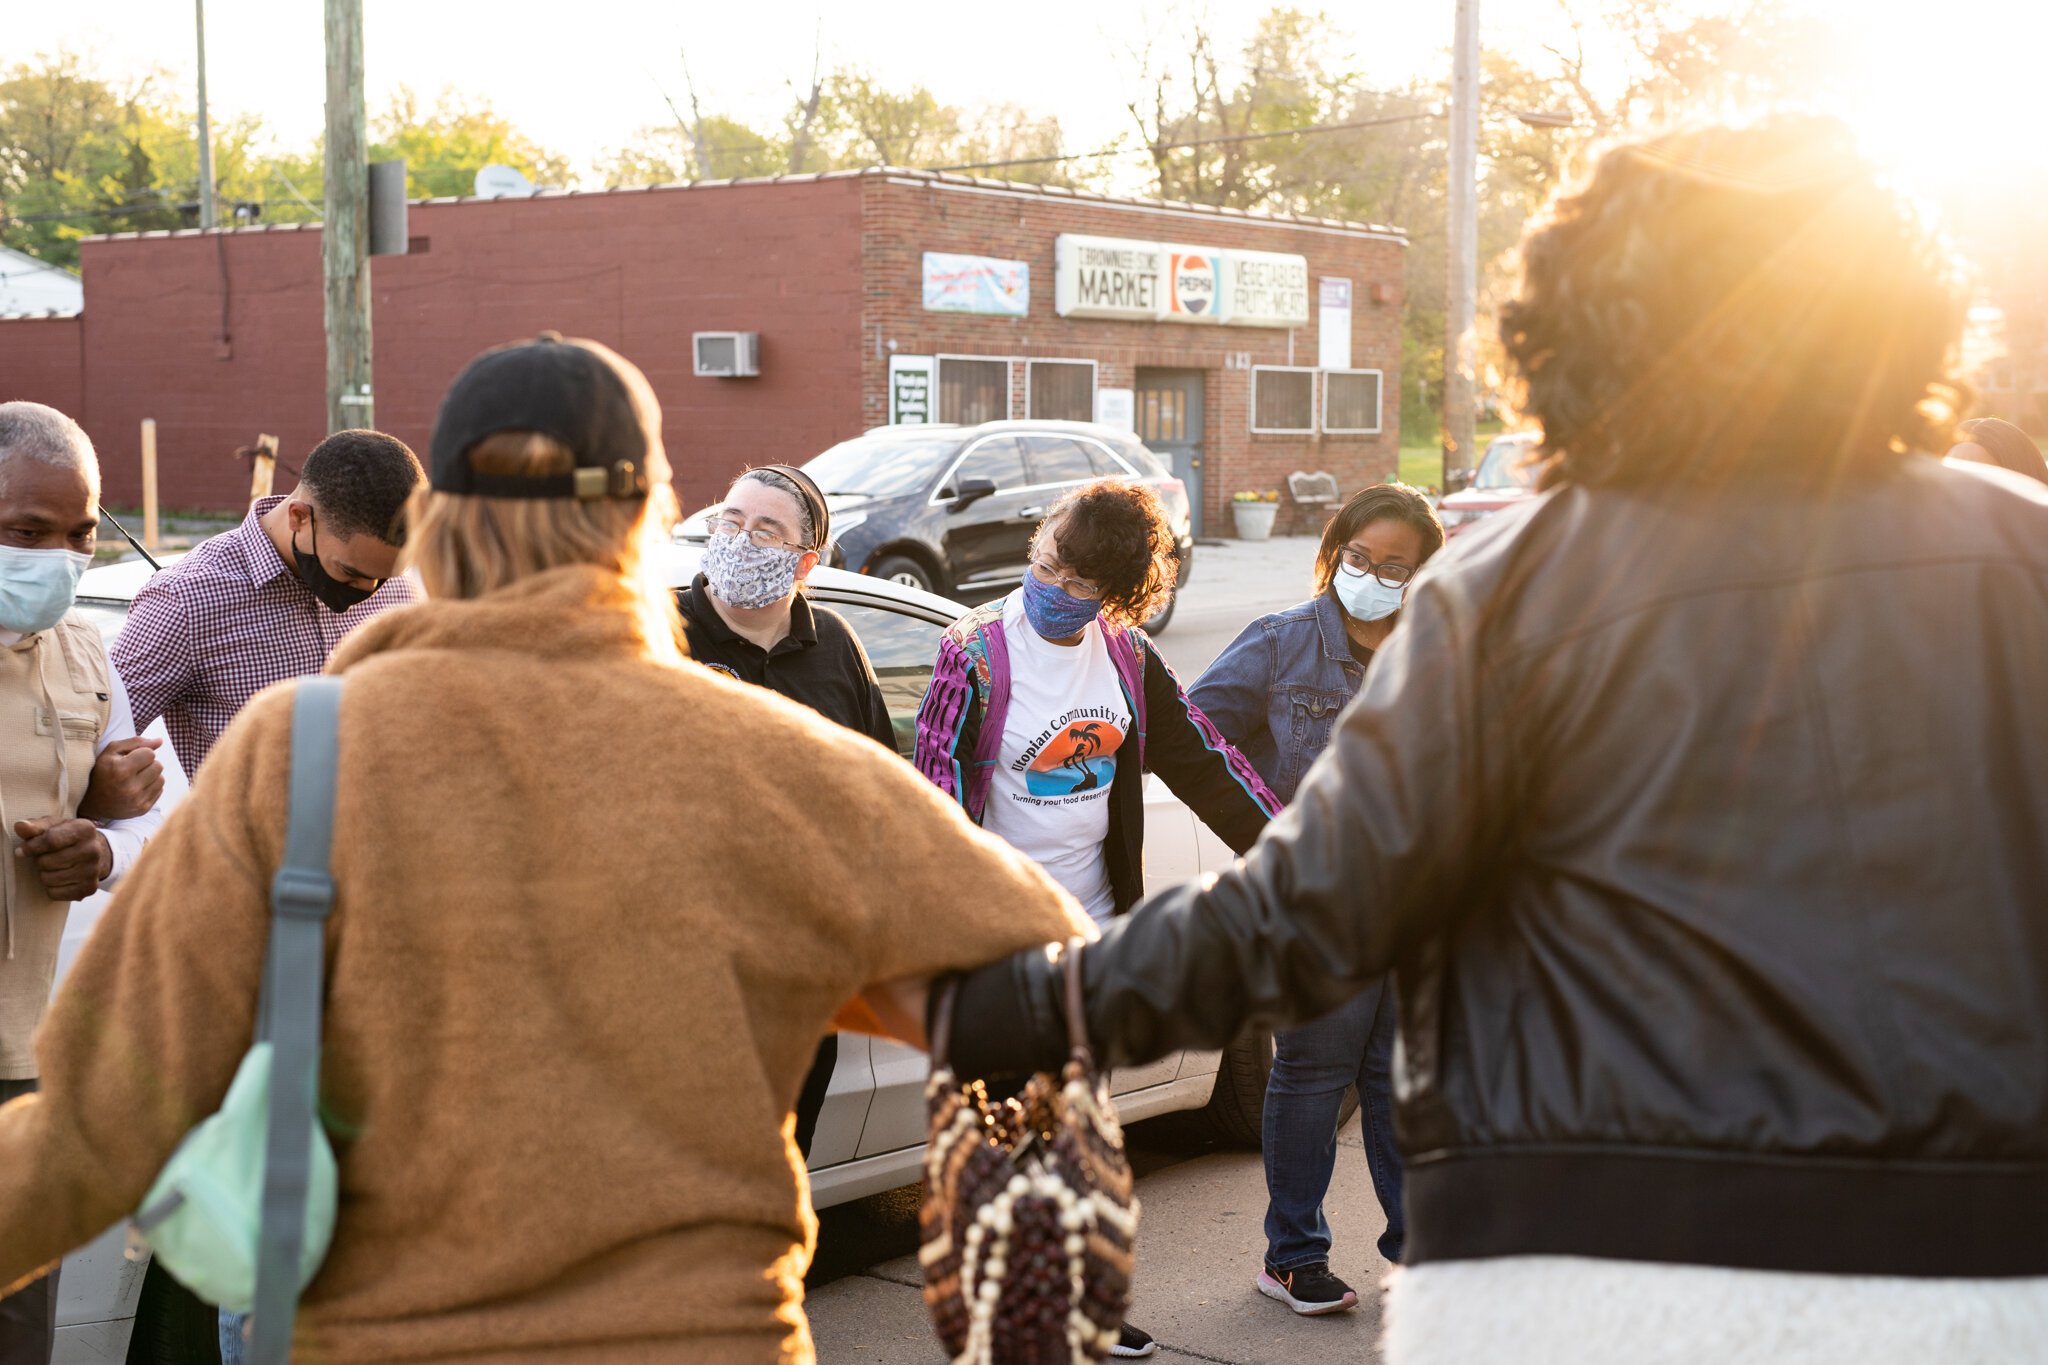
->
xmin=301 ymin=429 xmax=426 ymax=545
xmin=1499 ymin=118 xmax=1969 ymax=492
xmin=1312 ymin=484 xmax=1444 ymax=595
xmin=1033 ymin=480 xmax=1179 ymax=629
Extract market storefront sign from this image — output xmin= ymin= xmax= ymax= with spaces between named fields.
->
xmin=922 ymin=252 xmax=1030 ymax=316
xmin=1055 ymin=233 xmax=1309 ymax=328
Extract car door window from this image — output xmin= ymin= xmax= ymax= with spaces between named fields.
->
xmin=1021 ymin=436 xmax=1098 ymax=488
xmin=816 ymin=599 xmax=947 ymax=759
xmin=942 ymin=436 xmax=1027 ymax=497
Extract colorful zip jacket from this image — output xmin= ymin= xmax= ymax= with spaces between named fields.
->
xmin=913 ymin=599 xmax=1280 ymax=916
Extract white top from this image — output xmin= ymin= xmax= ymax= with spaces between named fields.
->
xmin=981 ymin=591 xmax=1133 ymax=927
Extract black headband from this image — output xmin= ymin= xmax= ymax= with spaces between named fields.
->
xmin=751 ymin=464 xmax=830 ymax=550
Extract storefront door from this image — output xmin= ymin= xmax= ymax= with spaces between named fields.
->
xmin=1135 ymin=368 xmax=1206 ymax=537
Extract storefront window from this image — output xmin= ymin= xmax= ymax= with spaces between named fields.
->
xmin=1251 ymin=367 xmax=1315 ymax=434
xmin=1027 ymin=361 xmax=1096 ymax=421
xmin=1321 ymin=370 xmax=1384 ymax=434
xmin=939 ymin=357 xmax=1010 ymax=424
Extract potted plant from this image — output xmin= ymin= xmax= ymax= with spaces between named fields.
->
xmin=1231 ymin=489 xmax=1281 ymax=541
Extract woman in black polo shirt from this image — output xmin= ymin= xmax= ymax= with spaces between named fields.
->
xmin=675 ymin=464 xmax=895 ymax=1157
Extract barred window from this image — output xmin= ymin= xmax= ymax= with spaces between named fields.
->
xmin=1321 ymin=370 xmax=1384 ymax=434
xmin=938 ymin=358 xmax=1010 ymax=424
xmin=1027 ymin=361 xmax=1096 ymax=421
xmin=1251 ymin=367 xmax=1314 ymax=434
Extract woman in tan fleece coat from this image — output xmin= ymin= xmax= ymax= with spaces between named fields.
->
xmin=0 ymin=334 xmax=1091 ymax=1362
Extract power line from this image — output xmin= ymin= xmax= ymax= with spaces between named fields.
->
xmin=927 ymin=109 xmax=1443 ymax=174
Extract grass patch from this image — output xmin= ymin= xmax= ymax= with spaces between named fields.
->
xmin=1395 ymin=420 xmax=1508 ymax=494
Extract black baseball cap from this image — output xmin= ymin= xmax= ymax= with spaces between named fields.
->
xmin=430 ymin=333 xmax=660 ymax=499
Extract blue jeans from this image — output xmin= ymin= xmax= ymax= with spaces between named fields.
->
xmin=1262 ymin=979 xmax=1405 ymax=1270
xmin=220 ymin=1309 xmax=248 ymax=1363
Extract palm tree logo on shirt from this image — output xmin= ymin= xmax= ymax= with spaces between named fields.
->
xmin=1026 ymin=720 xmax=1123 ymax=797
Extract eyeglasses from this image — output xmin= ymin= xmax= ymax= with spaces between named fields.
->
xmin=706 ymin=515 xmax=808 ymax=553
xmin=1336 ymin=547 xmax=1416 ymax=589
xmin=1028 ymin=557 xmax=1102 ymax=602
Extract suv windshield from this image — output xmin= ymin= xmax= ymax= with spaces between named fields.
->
xmin=805 ymin=434 xmax=961 ymax=500
xmin=1475 ymin=438 xmax=1539 ymax=491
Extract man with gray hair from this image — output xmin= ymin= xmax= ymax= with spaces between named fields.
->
xmin=0 ymin=402 xmax=166 ymax=1365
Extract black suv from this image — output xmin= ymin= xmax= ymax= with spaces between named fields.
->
xmin=684 ymin=420 xmax=1196 ymax=628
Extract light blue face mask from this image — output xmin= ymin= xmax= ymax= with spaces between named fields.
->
xmin=0 ymin=546 xmax=90 ymax=634
xmin=1333 ymin=566 xmax=1407 ymax=623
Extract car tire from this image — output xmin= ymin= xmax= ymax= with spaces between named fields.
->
xmin=126 ymin=1258 xmax=222 ymax=1364
xmin=870 ymin=554 xmax=936 ymax=593
xmin=1198 ymin=1029 xmax=1361 ymax=1148
xmin=1140 ymin=590 xmax=1176 ymax=635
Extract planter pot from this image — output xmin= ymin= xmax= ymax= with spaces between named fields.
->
xmin=1232 ymin=501 xmax=1279 ymax=541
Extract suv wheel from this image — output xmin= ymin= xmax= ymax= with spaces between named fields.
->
xmin=1198 ymin=1029 xmax=1360 ymax=1148
xmin=870 ymin=554 xmax=936 ymax=593
xmin=1140 ymin=590 xmax=1176 ymax=635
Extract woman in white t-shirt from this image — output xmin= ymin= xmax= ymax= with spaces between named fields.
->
xmin=911 ymin=479 xmax=1280 ymax=1358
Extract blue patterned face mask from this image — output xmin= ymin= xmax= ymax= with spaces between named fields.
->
xmin=0 ymin=546 xmax=89 ymax=634
xmin=1021 ymin=570 xmax=1100 ymax=639
xmin=703 ymin=527 xmax=802 ymax=609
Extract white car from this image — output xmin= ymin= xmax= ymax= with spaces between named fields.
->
xmin=52 ymin=543 xmax=1322 ymax=1363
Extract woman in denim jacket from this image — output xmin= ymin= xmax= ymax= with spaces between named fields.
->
xmin=1189 ymin=484 xmax=1444 ymax=1318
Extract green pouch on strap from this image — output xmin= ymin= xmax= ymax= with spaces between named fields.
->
xmin=132 ymin=1042 xmax=338 ymax=1312
xmin=131 ymin=676 xmax=345 ymax=1362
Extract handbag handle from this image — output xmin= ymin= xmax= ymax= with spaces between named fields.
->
xmin=1060 ymin=938 xmax=1093 ymax=1066
xmin=926 ymin=936 xmax=1093 ymax=1075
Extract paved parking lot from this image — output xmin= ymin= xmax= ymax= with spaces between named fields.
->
xmin=805 ymin=534 xmax=1394 ymax=1364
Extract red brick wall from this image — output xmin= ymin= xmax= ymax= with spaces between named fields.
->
xmin=0 ymin=316 xmax=85 ymax=422
xmin=859 ymin=177 xmax=1406 ymax=537
xmin=75 ymin=178 xmax=868 ymax=513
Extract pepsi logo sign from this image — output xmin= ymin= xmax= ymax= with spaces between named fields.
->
xmin=1169 ymin=253 xmax=1218 ymax=316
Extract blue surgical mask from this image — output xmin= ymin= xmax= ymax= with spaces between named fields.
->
xmin=1333 ymin=568 xmax=1406 ymax=623
xmin=0 ymin=546 xmax=89 ymax=635
xmin=1021 ymin=571 xmax=1100 ymax=639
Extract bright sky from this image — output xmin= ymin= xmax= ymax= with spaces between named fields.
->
xmin=13 ymin=0 xmax=2044 ymax=201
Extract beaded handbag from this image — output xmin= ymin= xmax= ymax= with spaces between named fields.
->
xmin=920 ymin=940 xmax=1139 ymax=1364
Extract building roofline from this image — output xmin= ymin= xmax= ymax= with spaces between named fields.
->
xmin=81 ymin=165 xmax=1407 ymax=246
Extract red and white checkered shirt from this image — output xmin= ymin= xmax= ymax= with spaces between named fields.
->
xmin=113 ymin=496 xmax=420 ymax=773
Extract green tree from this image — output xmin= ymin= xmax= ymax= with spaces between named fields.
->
xmin=369 ymin=87 xmax=575 ymax=199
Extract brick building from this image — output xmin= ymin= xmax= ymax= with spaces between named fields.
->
xmin=0 ymin=169 xmax=1404 ymax=532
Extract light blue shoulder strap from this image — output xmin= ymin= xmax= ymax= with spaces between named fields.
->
xmin=250 ymin=677 xmax=342 ymax=1365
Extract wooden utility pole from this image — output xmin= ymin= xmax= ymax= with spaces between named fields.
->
xmin=1442 ymin=0 xmax=1481 ymax=488
xmin=323 ymin=0 xmax=373 ymax=433
xmin=194 ymin=0 xmax=216 ymax=229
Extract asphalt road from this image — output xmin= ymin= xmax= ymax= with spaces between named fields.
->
xmin=804 ymin=535 xmax=1394 ymax=1364
xmin=805 ymin=1110 xmax=1393 ymax=1364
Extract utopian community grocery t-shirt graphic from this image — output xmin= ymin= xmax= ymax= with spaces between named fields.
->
xmin=1013 ymin=707 xmax=1128 ymax=798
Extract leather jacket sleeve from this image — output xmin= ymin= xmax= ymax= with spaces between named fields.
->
xmin=945 ymin=572 xmax=1509 ymax=1077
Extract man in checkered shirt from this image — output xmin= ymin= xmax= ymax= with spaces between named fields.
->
xmin=115 ymin=429 xmax=424 ymax=776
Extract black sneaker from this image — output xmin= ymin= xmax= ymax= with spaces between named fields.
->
xmin=1109 ymin=1322 xmax=1159 ymax=1357
xmin=1257 ymin=1261 xmax=1359 ymax=1315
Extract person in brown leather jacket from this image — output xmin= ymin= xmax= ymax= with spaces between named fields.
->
xmin=937 ymin=118 xmax=2048 ymax=1364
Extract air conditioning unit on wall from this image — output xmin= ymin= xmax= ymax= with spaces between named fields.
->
xmin=693 ymin=332 xmax=760 ymax=378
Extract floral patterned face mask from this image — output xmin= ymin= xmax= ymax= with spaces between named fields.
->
xmin=703 ymin=528 xmax=803 ymax=609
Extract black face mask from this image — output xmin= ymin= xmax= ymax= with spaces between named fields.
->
xmin=291 ymin=515 xmax=380 ymax=614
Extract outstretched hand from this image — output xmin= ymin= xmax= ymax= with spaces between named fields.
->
xmin=14 ymin=817 xmax=113 ymax=902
